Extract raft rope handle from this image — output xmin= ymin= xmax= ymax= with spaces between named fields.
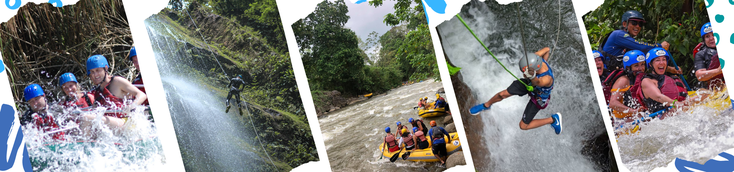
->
xmin=184 ymin=7 xmax=229 ymax=77
xmin=455 ymin=14 xmax=534 ymax=92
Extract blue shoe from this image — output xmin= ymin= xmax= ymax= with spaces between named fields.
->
xmin=470 ymin=103 xmax=490 ymax=115
xmin=551 ymin=113 xmax=562 ymax=134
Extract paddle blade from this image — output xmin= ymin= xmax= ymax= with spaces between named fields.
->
xmin=402 ymin=151 xmax=411 ymax=160
xmin=389 ymin=151 xmax=401 ymax=162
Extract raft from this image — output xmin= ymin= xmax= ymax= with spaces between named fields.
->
xmin=418 ymin=102 xmax=448 ymax=118
xmin=379 ymin=132 xmax=462 ymax=162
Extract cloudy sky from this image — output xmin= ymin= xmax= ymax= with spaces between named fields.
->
xmin=343 ymin=0 xmax=398 ymax=41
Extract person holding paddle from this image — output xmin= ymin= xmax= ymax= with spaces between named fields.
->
xmin=639 ymin=48 xmax=708 ymax=119
xmin=469 ymin=47 xmax=563 ymax=135
xmin=382 ymin=127 xmax=400 ymax=153
xmin=608 ymin=50 xmax=647 ymax=120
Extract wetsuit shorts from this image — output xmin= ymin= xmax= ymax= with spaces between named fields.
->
xmin=432 ymin=143 xmax=447 ymax=157
xmin=506 ymin=78 xmax=541 ymax=124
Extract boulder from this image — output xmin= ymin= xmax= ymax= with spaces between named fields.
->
xmin=446 ymin=151 xmax=466 ymax=168
xmin=445 ymin=123 xmax=456 ymax=133
xmin=443 ymin=115 xmax=453 ymax=124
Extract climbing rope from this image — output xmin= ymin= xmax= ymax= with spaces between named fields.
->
xmin=515 ymin=3 xmax=529 ymax=70
xmin=456 ymin=14 xmax=534 ymax=92
xmin=547 ymin=0 xmax=561 ymax=63
xmin=183 ymin=8 xmax=229 ymax=77
xmin=242 ymin=102 xmax=278 ymax=170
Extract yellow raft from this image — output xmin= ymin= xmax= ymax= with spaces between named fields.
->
xmin=614 ymin=88 xmax=731 ymax=137
xmin=379 ymin=132 xmax=461 ymax=162
xmin=418 ymin=102 xmax=448 ymax=118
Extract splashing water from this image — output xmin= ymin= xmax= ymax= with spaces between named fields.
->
xmin=24 ymin=105 xmax=164 ymax=172
xmin=437 ymin=0 xmax=606 ymax=171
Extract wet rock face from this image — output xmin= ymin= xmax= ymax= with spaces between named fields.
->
xmin=446 ymin=151 xmax=467 ymax=168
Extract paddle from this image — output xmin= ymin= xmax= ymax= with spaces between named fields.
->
xmin=389 ymin=149 xmax=403 ymax=162
xmin=615 ymin=106 xmax=672 ymax=130
xmin=669 ymin=56 xmax=692 ymax=91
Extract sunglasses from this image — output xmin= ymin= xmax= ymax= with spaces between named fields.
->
xmin=628 ymin=20 xmax=644 ymax=26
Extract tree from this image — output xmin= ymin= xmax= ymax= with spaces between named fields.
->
xmin=293 ymin=0 xmax=367 ymax=94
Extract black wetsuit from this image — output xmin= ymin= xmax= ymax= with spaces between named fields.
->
xmin=226 ymin=77 xmax=246 ymax=107
xmin=694 ymin=46 xmax=717 ymax=88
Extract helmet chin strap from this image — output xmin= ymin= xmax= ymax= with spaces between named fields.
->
xmin=523 ymin=67 xmax=536 ymax=79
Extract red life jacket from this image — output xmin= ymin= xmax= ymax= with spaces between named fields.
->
xmin=414 ymin=131 xmax=427 ymax=142
xmin=636 ymin=74 xmax=688 ymax=110
xmin=91 ymin=76 xmax=127 ymax=118
xmin=62 ymin=93 xmax=93 ymax=109
xmin=385 ymin=135 xmax=398 ymax=148
xmin=402 ymin=134 xmax=415 ymax=147
xmin=625 ymin=72 xmax=647 ymax=109
xmin=132 ymin=74 xmax=148 ymax=105
xmin=603 ymin=70 xmax=627 ymax=104
xmin=707 ymin=54 xmax=724 ymax=83
xmin=30 ymin=113 xmax=64 ymax=140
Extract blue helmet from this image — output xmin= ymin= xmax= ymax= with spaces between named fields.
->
xmin=396 ymin=121 xmax=401 ymax=126
xmin=408 ymin=118 xmax=414 ymax=123
xmin=128 ymin=46 xmax=137 ymax=61
xmin=623 ymin=50 xmax=646 ymax=69
xmin=621 ymin=10 xmax=645 ymax=24
xmin=592 ymin=50 xmax=606 ymax=61
xmin=24 ymin=84 xmax=44 ymax=101
xmin=413 ymin=127 xmax=418 ymax=133
xmin=59 ymin=72 xmax=78 ymax=87
xmin=700 ymin=22 xmax=713 ymax=38
xmin=645 ymin=48 xmax=670 ymax=68
xmin=385 ymin=127 xmax=391 ymax=133
xmin=86 ymin=55 xmax=109 ymax=75
xmin=238 ymin=75 xmax=242 ymax=78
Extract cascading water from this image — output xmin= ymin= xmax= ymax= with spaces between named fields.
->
xmin=437 ymin=0 xmax=606 ymax=171
xmin=319 ymin=80 xmax=456 ymax=171
xmin=144 ymin=15 xmax=270 ymax=171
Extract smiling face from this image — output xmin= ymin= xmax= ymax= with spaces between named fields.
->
xmin=595 ymin=57 xmax=604 ymax=76
xmin=651 ymin=56 xmax=668 ymax=75
xmin=624 ymin=19 xmax=643 ymax=37
xmin=28 ymin=96 xmax=47 ymax=112
xmin=89 ymin=67 xmax=108 ymax=85
xmin=704 ymin=32 xmax=716 ymax=48
xmin=62 ymin=82 xmax=78 ymax=97
xmin=630 ymin=61 xmax=646 ymax=73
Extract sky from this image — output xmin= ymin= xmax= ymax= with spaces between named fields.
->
xmin=343 ymin=0 xmax=398 ymax=42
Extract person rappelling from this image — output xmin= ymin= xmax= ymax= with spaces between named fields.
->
xmin=225 ymin=74 xmax=246 ymax=113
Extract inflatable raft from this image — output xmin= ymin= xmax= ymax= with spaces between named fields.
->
xmin=418 ymin=102 xmax=448 ymax=118
xmin=379 ymin=132 xmax=461 ymax=162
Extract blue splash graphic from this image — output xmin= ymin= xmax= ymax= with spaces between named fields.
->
xmin=48 ymin=0 xmax=61 ymax=7
xmin=0 ymin=59 xmax=4 ymax=73
xmin=0 ymin=104 xmax=25 ymax=171
xmin=5 ymin=0 xmax=20 ymax=10
xmin=424 ymin=0 xmax=446 ymax=14
xmin=706 ymin=0 xmax=714 ymax=8
xmin=355 ymin=0 xmax=366 ymax=4
xmin=730 ymin=33 xmax=734 ymax=44
xmin=675 ymin=152 xmax=734 ymax=172
xmin=422 ymin=0 xmax=430 ymax=25
xmin=715 ymin=14 xmax=724 ymax=23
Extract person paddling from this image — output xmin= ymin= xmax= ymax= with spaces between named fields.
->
xmin=469 ymin=47 xmax=562 ymax=134
xmin=382 ymin=127 xmax=400 ymax=153
xmin=428 ymin=120 xmax=451 ymax=166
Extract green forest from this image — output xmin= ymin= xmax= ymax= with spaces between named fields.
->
xmin=583 ymin=0 xmax=710 ymax=87
xmin=162 ymin=0 xmax=318 ymax=170
xmin=293 ymin=0 xmax=439 ymax=107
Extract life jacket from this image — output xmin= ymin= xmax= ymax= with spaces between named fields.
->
xmin=91 ymin=76 xmax=127 ymax=118
xmin=430 ymin=126 xmax=444 ymax=141
xmin=692 ymin=42 xmax=703 ymax=60
xmin=412 ymin=120 xmax=428 ymax=133
xmin=707 ymin=54 xmax=725 ymax=86
xmin=414 ymin=130 xmax=427 ymax=142
xmin=402 ymin=134 xmax=415 ymax=147
xmin=610 ymin=72 xmax=646 ymax=118
xmin=385 ymin=134 xmax=398 ymax=148
xmin=602 ymin=69 xmax=627 ymax=104
xmin=62 ymin=93 xmax=93 ymax=109
xmin=132 ymin=74 xmax=148 ymax=106
xmin=24 ymin=111 xmax=64 ymax=140
xmin=638 ymin=74 xmax=688 ymax=112
xmin=530 ymin=59 xmax=554 ymax=109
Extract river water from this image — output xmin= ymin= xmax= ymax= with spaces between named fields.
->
xmin=437 ymin=0 xmax=606 ymax=171
xmin=319 ymin=80 xmax=460 ymax=171
xmin=145 ymin=15 xmax=271 ymax=171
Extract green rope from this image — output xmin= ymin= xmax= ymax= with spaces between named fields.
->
xmin=455 ymin=14 xmax=534 ymax=92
